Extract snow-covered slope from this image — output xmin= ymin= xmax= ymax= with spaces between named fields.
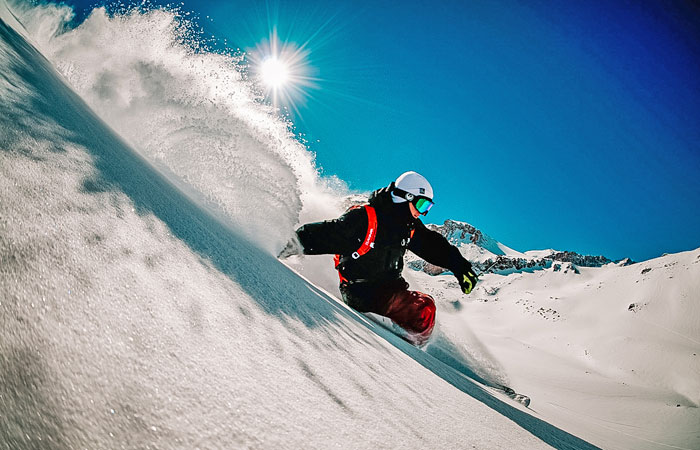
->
xmin=405 ymin=250 xmax=700 ymax=450
xmin=0 ymin=3 xmax=594 ymax=449
xmin=3 ymin=2 xmax=698 ymax=450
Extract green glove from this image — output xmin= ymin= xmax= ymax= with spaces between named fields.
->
xmin=457 ymin=264 xmax=478 ymax=294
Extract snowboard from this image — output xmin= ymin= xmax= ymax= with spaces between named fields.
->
xmin=497 ymin=385 xmax=531 ymax=407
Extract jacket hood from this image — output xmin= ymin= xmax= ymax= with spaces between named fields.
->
xmin=369 ymin=183 xmax=417 ymax=225
xmin=368 ymin=184 xmax=393 ymax=208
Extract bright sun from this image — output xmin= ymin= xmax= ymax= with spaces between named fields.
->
xmin=251 ymin=29 xmax=316 ymax=112
xmin=260 ymin=57 xmax=290 ymax=88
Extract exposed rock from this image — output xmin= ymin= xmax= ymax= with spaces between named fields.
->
xmin=628 ymin=302 xmax=646 ymax=313
xmin=547 ymin=251 xmax=611 ymax=267
xmin=552 ymin=262 xmax=580 ymax=274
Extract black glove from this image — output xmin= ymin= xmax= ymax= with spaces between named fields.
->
xmin=456 ymin=262 xmax=478 ymax=294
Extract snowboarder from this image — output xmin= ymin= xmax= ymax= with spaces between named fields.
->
xmin=279 ymin=171 xmax=478 ymax=345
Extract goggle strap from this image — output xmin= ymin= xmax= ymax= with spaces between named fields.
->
xmin=393 ymin=187 xmax=431 ymax=202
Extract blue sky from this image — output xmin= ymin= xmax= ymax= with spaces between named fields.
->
xmin=57 ymin=0 xmax=700 ymax=261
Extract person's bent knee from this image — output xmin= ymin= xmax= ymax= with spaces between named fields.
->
xmin=414 ymin=293 xmax=436 ymax=335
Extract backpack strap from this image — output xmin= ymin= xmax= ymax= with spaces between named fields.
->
xmin=352 ymin=205 xmax=377 ymax=259
xmin=334 ymin=205 xmax=378 ymax=282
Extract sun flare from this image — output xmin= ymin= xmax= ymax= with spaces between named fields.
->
xmin=260 ymin=57 xmax=290 ymax=88
xmin=250 ymin=28 xmax=317 ymax=113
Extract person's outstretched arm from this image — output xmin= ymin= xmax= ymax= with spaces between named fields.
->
xmin=294 ymin=207 xmax=369 ymax=256
xmin=408 ymin=221 xmax=478 ymax=294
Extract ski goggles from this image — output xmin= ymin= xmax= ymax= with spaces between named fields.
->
xmin=412 ymin=197 xmax=434 ymax=215
xmin=393 ymin=187 xmax=434 ymax=215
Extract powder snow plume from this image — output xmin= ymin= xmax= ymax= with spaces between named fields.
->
xmin=10 ymin=0 xmax=346 ymax=254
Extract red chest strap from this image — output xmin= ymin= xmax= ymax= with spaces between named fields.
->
xmin=333 ymin=205 xmax=378 ymax=282
xmin=353 ymin=205 xmax=377 ymax=259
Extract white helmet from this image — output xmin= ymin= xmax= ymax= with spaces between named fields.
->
xmin=391 ymin=171 xmax=433 ymax=203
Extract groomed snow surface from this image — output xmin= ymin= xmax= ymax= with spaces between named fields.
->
xmin=2 ymin=2 xmax=699 ymax=449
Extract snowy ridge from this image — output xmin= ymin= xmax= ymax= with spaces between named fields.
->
xmin=409 ymin=219 xmax=633 ymax=276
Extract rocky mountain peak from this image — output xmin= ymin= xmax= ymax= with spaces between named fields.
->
xmin=409 ymin=219 xmax=633 ymax=276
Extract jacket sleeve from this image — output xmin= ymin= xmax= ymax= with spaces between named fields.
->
xmin=408 ymin=220 xmax=471 ymax=274
xmin=295 ymin=207 xmax=368 ymax=256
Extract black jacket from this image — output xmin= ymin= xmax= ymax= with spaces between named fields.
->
xmin=296 ymin=186 xmax=471 ymax=286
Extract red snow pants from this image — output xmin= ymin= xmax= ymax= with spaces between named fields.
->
xmin=340 ymin=278 xmax=436 ymax=342
xmin=381 ymin=289 xmax=436 ymax=342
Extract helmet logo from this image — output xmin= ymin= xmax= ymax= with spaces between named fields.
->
xmin=419 ymin=188 xmax=425 ymax=195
